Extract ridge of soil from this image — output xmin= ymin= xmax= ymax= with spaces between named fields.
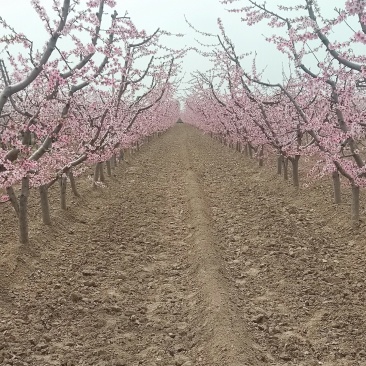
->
xmin=0 ymin=123 xmax=365 ymax=365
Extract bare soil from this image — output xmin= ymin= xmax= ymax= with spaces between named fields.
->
xmin=0 ymin=124 xmax=366 ymax=365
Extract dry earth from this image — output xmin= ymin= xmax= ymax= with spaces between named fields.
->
xmin=0 ymin=124 xmax=366 ymax=365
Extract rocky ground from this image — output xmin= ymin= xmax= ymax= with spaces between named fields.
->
xmin=0 ymin=124 xmax=366 ymax=366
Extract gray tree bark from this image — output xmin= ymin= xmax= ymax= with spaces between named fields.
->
xmin=290 ymin=155 xmax=300 ymax=188
xmin=236 ymin=141 xmax=241 ymax=152
xmin=93 ymin=163 xmax=100 ymax=188
xmin=39 ymin=185 xmax=51 ymax=225
xmin=6 ymin=186 xmax=19 ymax=216
xmin=258 ymin=146 xmax=264 ymax=167
xmin=60 ymin=175 xmax=67 ymax=210
xmin=351 ymin=184 xmax=360 ymax=222
xmin=283 ymin=158 xmax=289 ymax=181
xmin=19 ymin=177 xmax=30 ymax=244
xmin=244 ymin=144 xmax=248 ymax=157
xmin=106 ymin=160 xmax=112 ymax=177
xmin=111 ymin=154 xmax=117 ymax=168
xmin=99 ymin=162 xmax=105 ymax=182
xmin=68 ymin=170 xmax=80 ymax=197
xmin=248 ymin=145 xmax=253 ymax=159
xmin=332 ymin=170 xmax=341 ymax=204
xmin=277 ymin=155 xmax=283 ymax=175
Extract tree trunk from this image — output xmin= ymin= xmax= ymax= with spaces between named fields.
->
xmin=248 ymin=145 xmax=253 ymax=159
xmin=236 ymin=141 xmax=240 ymax=152
xmin=351 ymin=184 xmax=360 ymax=222
xmin=6 ymin=186 xmax=19 ymax=216
xmin=19 ymin=176 xmax=30 ymax=244
xmin=112 ymin=154 xmax=117 ymax=167
xmin=283 ymin=158 xmax=289 ymax=181
xmin=119 ymin=150 xmax=124 ymax=162
xmin=23 ymin=130 xmax=31 ymax=145
xmin=99 ymin=162 xmax=105 ymax=182
xmin=277 ymin=155 xmax=283 ymax=175
xmin=332 ymin=170 xmax=341 ymax=204
xmin=258 ymin=146 xmax=264 ymax=167
xmin=39 ymin=184 xmax=51 ymax=225
xmin=93 ymin=163 xmax=100 ymax=187
xmin=106 ymin=160 xmax=112 ymax=177
xmin=290 ymin=155 xmax=300 ymax=188
xmin=60 ymin=175 xmax=67 ymax=210
xmin=68 ymin=170 xmax=80 ymax=197
xmin=244 ymin=144 xmax=248 ymax=157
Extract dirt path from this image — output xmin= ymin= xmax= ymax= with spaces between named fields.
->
xmin=1 ymin=124 xmax=366 ymax=365
xmin=180 ymin=130 xmax=264 ymax=365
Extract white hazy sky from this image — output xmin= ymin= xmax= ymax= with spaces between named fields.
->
xmin=0 ymin=0 xmax=352 ymax=97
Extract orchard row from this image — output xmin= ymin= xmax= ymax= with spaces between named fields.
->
xmin=0 ymin=0 xmax=182 ymax=242
xmin=183 ymin=0 xmax=366 ymax=221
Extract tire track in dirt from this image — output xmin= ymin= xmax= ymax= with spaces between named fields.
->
xmin=178 ymin=126 xmax=265 ymax=366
